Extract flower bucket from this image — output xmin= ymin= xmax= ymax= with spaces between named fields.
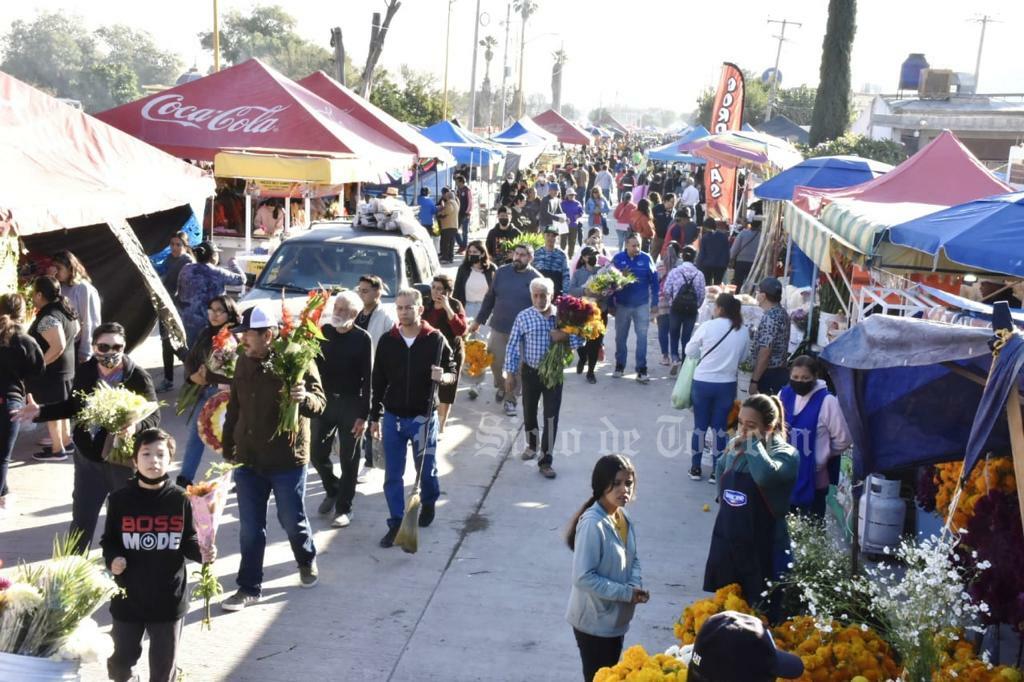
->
xmin=0 ymin=652 xmax=81 ymax=681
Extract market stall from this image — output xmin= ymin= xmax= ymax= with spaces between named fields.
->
xmin=0 ymin=70 xmax=213 ymax=350
xmin=530 ymin=109 xmax=594 ymax=147
xmin=491 ymin=117 xmax=556 ymax=171
xmin=644 ymin=125 xmax=709 ymax=164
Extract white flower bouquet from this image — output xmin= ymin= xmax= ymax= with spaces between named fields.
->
xmin=75 ymin=384 xmax=161 ymax=465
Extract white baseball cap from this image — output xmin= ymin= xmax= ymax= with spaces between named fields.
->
xmin=232 ymin=304 xmax=279 ymax=333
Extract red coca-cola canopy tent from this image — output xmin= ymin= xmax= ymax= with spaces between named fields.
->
xmin=96 ymin=59 xmax=415 ymax=170
xmin=298 ymin=71 xmax=454 ymax=164
xmin=531 ymin=109 xmax=594 ymax=146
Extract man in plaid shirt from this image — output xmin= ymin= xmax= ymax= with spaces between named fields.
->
xmin=504 ymin=278 xmax=583 ymax=479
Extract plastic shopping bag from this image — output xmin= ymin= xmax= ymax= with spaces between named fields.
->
xmin=671 ymin=357 xmax=698 ymax=410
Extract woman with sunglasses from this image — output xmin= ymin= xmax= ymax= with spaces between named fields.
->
xmin=177 ymin=296 xmax=240 ymax=486
xmin=17 ymin=322 xmax=160 ymax=553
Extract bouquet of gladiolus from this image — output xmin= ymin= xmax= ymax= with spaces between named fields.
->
xmin=75 ymin=385 xmax=161 ymax=466
xmin=537 ymin=295 xmax=605 ymax=389
xmin=585 ymin=266 xmax=636 ymax=299
xmin=464 ymin=339 xmax=494 ymax=377
xmin=176 ymin=325 xmax=238 ymax=418
xmin=186 ymin=462 xmax=238 ymax=630
xmin=269 ymin=289 xmax=329 ymax=441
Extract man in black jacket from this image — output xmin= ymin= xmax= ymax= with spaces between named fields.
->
xmin=369 ymin=288 xmax=456 ymax=548
xmin=19 ymin=322 xmax=159 ymax=554
xmin=538 ymin=182 xmax=565 ymax=232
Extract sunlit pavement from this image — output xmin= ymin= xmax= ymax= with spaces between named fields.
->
xmin=1 ymin=273 xmax=723 ymax=681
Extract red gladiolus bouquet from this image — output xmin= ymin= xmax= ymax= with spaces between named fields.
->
xmin=537 ymin=295 xmax=605 ymax=388
xmin=269 ymin=289 xmax=328 ymax=441
xmin=176 ymin=325 xmax=238 ymax=419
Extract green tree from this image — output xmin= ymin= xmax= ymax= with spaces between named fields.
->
xmin=774 ymin=85 xmax=817 ymax=125
xmin=198 ymin=4 xmax=336 ymax=80
xmin=561 ymin=103 xmax=578 ymax=121
xmin=809 ymin=0 xmax=856 ymax=145
xmin=797 ymin=133 xmax=907 ymax=166
xmin=694 ymin=71 xmax=770 ymax=129
xmin=368 ymin=67 xmax=448 ymax=127
xmin=1 ymin=11 xmax=171 ymax=111
xmin=588 ymin=107 xmax=611 ymax=125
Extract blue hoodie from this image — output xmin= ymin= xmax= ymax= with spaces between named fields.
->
xmin=611 ymin=250 xmax=658 ymax=307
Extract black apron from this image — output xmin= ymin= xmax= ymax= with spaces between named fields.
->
xmin=702 ymin=460 xmax=776 ymax=606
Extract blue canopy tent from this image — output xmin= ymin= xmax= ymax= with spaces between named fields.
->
xmin=754 ymin=155 xmax=892 ymax=201
xmin=887 ymin=192 xmax=1024 ymax=278
xmin=420 ymin=120 xmax=507 ymax=167
xmin=645 ymin=125 xmax=710 ymax=164
xmin=820 ymin=315 xmax=1016 ymax=480
xmin=491 ymin=119 xmax=555 ymax=148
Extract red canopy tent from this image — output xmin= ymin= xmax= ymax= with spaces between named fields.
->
xmin=298 ymin=71 xmax=454 ymax=164
xmin=531 ymin=109 xmax=594 ymax=146
xmin=96 ymin=59 xmax=415 ymax=172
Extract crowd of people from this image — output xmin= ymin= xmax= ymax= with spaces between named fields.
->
xmin=0 ymin=134 xmax=853 ymax=682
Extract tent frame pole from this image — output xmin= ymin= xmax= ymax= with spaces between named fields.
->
xmin=244 ymin=193 xmax=252 ymax=253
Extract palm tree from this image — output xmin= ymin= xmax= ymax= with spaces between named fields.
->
xmin=479 ymin=35 xmax=499 ymax=128
xmin=512 ymin=0 xmax=539 ymax=118
xmin=551 ymin=47 xmax=567 ymax=112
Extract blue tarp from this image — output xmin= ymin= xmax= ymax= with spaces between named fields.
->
xmin=887 ymin=191 xmax=1024 ymax=278
xmin=150 ymin=210 xmax=202 ymax=272
xmin=646 ymin=126 xmax=710 ymax=164
xmin=754 ymin=155 xmax=892 ymax=201
xmin=820 ymin=315 xmax=1013 ymax=479
xmin=420 ymin=120 xmax=506 ymax=166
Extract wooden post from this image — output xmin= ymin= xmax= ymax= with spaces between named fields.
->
xmin=1006 ymin=388 xmax=1024 ymax=536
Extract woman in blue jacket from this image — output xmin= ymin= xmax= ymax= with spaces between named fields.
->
xmin=566 ymin=454 xmax=649 ymax=681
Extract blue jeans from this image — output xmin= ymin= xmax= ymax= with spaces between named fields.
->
xmin=616 ymin=229 xmax=628 ymax=250
xmin=179 ymin=386 xmax=216 ymax=484
xmin=669 ymin=311 xmax=697 ymax=363
xmin=234 ymin=464 xmax=316 ymax=596
xmin=690 ymin=380 xmax=737 ymax=471
xmin=656 ymin=314 xmax=670 ymax=357
xmin=456 ymin=216 xmax=470 ymax=249
xmin=382 ymin=411 xmax=440 ymax=529
xmin=613 ymin=303 xmax=650 ymax=372
xmin=0 ymin=398 xmax=23 ymax=497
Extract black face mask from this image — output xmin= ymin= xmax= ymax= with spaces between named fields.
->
xmin=137 ymin=471 xmax=169 ymax=485
xmin=498 ymin=218 xmax=510 ymax=226
xmin=790 ymin=379 xmax=816 ymax=396
xmin=466 ymin=254 xmax=481 ymax=265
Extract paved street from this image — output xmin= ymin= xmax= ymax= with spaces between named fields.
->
xmin=1 ymin=312 xmax=727 ymax=681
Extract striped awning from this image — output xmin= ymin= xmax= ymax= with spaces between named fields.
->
xmin=785 ymin=202 xmax=865 ymax=273
xmin=820 ymin=199 xmax=943 ymax=257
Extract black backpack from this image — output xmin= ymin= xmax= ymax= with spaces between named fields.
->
xmin=671 ymin=274 xmax=700 ymax=316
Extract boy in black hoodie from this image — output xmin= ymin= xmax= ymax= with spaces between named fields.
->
xmin=101 ymin=429 xmax=210 ymax=682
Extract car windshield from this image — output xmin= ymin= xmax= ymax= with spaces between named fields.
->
xmin=256 ymin=242 xmax=400 ymax=296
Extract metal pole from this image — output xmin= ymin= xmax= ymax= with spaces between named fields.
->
xmin=765 ymin=18 xmax=801 ymax=120
xmin=516 ymin=9 xmax=527 ymax=118
xmin=973 ymin=15 xmax=991 ymax=88
xmin=442 ymin=0 xmax=455 ymax=120
xmin=212 ymin=0 xmax=221 ymax=72
xmin=468 ymin=0 xmax=483 ymax=130
xmin=244 ymin=193 xmax=252 ymax=253
xmin=499 ymin=2 xmax=512 ymax=126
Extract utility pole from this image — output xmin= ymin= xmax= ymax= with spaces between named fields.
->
xmin=499 ymin=2 xmax=512 ymax=126
xmin=442 ymin=0 xmax=456 ymax=119
xmin=468 ymin=0 xmax=483 ymax=130
xmin=330 ymin=28 xmax=346 ymax=86
xmin=212 ymin=0 xmax=220 ymax=72
xmin=765 ymin=18 xmax=801 ymax=120
xmin=971 ymin=15 xmax=997 ymax=90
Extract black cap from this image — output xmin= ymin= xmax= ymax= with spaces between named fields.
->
xmin=688 ymin=611 xmax=804 ymax=682
xmin=758 ymin=277 xmax=783 ymax=298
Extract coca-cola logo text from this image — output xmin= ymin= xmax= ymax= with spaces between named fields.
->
xmin=140 ymin=94 xmax=287 ymax=134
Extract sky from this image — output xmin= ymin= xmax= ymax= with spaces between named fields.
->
xmin=3 ymin=0 xmax=1022 ymax=121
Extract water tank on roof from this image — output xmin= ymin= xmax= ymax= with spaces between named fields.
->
xmin=899 ymin=53 xmax=929 ymax=90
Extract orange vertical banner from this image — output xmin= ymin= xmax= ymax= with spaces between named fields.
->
xmin=704 ymin=63 xmax=745 ymax=223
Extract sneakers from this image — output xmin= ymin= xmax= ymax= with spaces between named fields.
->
xmin=708 ymin=472 xmax=717 ymax=485
xmin=520 ymin=447 xmax=537 ymax=461
xmin=331 ymin=513 xmax=351 ymax=528
xmin=636 ymin=371 xmax=650 ymax=385
xmin=660 ymin=355 xmax=671 ymax=366
xmin=299 ymin=562 xmax=319 ymax=588
xmin=586 ymin=372 xmax=597 ymax=384
xmin=356 ymin=466 xmax=369 ymax=484
xmin=613 ymin=365 xmax=625 ymax=378
xmin=33 ymin=448 xmax=69 ymax=462
xmin=468 ymin=387 xmax=479 ymax=400
xmin=688 ymin=466 xmax=702 ymax=481
xmin=503 ymin=400 xmax=517 ymax=417
xmin=317 ymin=495 xmax=337 ymax=516
xmin=670 ymin=362 xmax=681 ymax=377
xmin=379 ymin=526 xmax=398 ymax=548
xmin=539 ymin=465 xmax=557 ymax=479
xmin=156 ymin=379 xmax=175 ymax=393
xmin=495 ymin=388 xmax=505 ymax=403
xmin=418 ymin=503 xmax=435 ymax=528
xmin=222 ymin=590 xmax=261 ymax=611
